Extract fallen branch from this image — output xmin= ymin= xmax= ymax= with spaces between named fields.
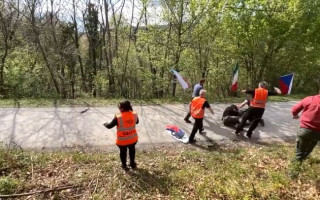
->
xmin=0 ymin=185 xmax=81 ymax=198
xmin=93 ymin=171 xmax=101 ymax=194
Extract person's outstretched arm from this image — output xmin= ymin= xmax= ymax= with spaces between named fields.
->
xmin=208 ymin=107 xmax=214 ymax=115
xmin=274 ymin=87 xmax=282 ymax=94
xmin=237 ymin=100 xmax=248 ymax=109
xmin=203 ymin=101 xmax=214 ymax=115
xmin=292 ymin=98 xmax=307 ymax=119
xmin=103 ymin=116 xmax=117 ymax=129
xmin=268 ymin=87 xmax=282 ymax=96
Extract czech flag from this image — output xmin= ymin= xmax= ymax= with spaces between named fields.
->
xmin=231 ymin=63 xmax=239 ymax=92
xmin=279 ymin=73 xmax=294 ymax=95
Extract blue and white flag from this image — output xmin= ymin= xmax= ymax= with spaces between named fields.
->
xmin=279 ymin=73 xmax=294 ymax=95
xmin=170 ymin=69 xmax=189 ymax=90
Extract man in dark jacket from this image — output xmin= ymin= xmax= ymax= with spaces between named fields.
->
xmin=222 ymin=105 xmax=241 ymax=128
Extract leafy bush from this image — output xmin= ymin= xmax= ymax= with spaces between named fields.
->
xmin=0 ymin=177 xmax=19 ymax=194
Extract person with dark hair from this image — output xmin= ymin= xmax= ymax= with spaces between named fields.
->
xmin=222 ymin=104 xmax=242 ymax=128
xmin=104 ymin=100 xmax=139 ymax=171
xmin=184 ymin=79 xmax=205 ymax=123
xmin=235 ymin=81 xmax=281 ymax=138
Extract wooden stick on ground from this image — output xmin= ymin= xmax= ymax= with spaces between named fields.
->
xmin=0 ymin=185 xmax=81 ymax=198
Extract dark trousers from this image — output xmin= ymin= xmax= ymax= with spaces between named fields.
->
xmin=184 ymin=97 xmax=194 ymax=121
xmin=236 ymin=107 xmax=264 ymax=136
xmin=184 ymin=111 xmax=191 ymax=121
xmin=223 ymin=116 xmax=240 ymax=128
xmin=189 ymin=118 xmax=203 ymax=142
xmin=295 ymin=128 xmax=320 ymax=162
xmin=117 ymin=142 xmax=137 ymax=167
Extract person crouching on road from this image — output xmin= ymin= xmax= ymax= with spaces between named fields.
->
xmin=189 ymin=89 xmax=214 ymax=143
xmin=104 ymin=100 xmax=139 ymax=171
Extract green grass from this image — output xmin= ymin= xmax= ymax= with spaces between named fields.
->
xmin=0 ymin=143 xmax=319 ymax=199
xmin=0 ymin=94 xmax=308 ymax=108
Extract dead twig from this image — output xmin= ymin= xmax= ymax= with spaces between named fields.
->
xmin=31 ymin=156 xmax=34 ymax=180
xmin=0 ymin=185 xmax=81 ymax=198
xmin=80 ymin=108 xmax=89 ymax=114
xmin=92 ymin=171 xmax=101 ymax=194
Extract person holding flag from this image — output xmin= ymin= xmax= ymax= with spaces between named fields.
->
xmin=235 ymin=81 xmax=282 ymax=138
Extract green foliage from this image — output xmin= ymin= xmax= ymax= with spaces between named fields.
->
xmin=0 ymin=0 xmax=319 ymax=99
xmin=0 ymin=177 xmax=19 ymax=194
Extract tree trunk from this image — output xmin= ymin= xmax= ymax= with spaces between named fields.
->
xmin=103 ymin=0 xmax=115 ymax=96
xmin=72 ymin=0 xmax=86 ymax=92
xmin=29 ymin=0 xmax=60 ymax=95
xmin=0 ymin=41 xmax=7 ymax=95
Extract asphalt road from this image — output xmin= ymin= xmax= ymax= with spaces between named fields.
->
xmin=0 ymin=102 xmax=300 ymax=149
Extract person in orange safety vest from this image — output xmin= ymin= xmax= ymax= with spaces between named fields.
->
xmin=188 ymin=89 xmax=214 ymax=143
xmin=235 ymin=81 xmax=281 ymax=138
xmin=104 ymin=100 xmax=139 ymax=171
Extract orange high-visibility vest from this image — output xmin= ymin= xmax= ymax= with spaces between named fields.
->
xmin=250 ymin=88 xmax=268 ymax=108
xmin=116 ymin=111 xmax=138 ymax=146
xmin=191 ymin=97 xmax=206 ymax=119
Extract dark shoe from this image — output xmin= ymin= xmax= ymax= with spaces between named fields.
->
xmin=260 ymin=119 xmax=265 ymax=127
xmin=189 ymin=139 xmax=196 ymax=144
xmin=199 ymin=128 xmax=204 ymax=134
xmin=234 ymin=125 xmax=243 ymax=133
xmin=184 ymin=119 xmax=192 ymax=123
xmin=234 ymin=130 xmax=240 ymax=136
xmin=130 ymin=163 xmax=137 ymax=169
xmin=122 ymin=166 xmax=130 ymax=171
xmin=244 ymin=134 xmax=251 ymax=139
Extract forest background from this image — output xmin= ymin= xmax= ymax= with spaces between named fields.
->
xmin=0 ymin=0 xmax=319 ymax=101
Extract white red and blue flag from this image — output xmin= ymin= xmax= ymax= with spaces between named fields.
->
xmin=279 ymin=73 xmax=294 ymax=95
xmin=170 ymin=69 xmax=190 ymax=90
xmin=231 ymin=63 xmax=239 ymax=92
